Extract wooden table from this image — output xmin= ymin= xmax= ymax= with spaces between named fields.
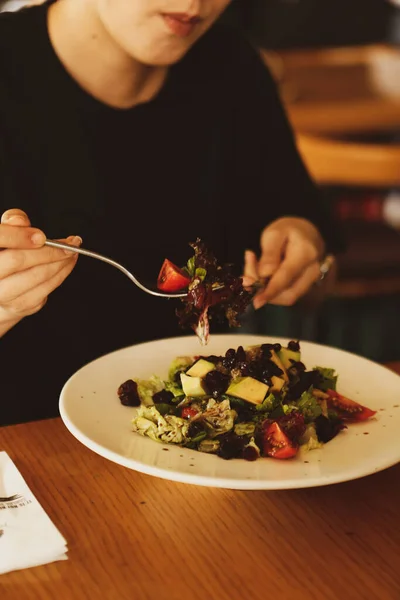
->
xmin=1 ymin=364 xmax=400 ymax=600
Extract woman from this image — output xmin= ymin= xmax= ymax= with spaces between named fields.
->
xmin=0 ymin=0 xmax=342 ymax=424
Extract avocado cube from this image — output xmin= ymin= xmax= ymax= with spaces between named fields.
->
xmin=180 ymin=373 xmax=206 ymax=397
xmin=271 ymin=376 xmax=285 ymax=393
xmin=270 ymin=350 xmax=288 ymax=381
xmin=186 ymin=358 xmax=216 ymax=378
xmin=226 ymin=377 xmax=269 ymax=405
xmin=278 ymin=347 xmax=301 ymax=370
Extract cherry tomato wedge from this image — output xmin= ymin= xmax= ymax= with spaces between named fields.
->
xmin=326 ymin=389 xmax=376 ymax=422
xmin=157 ymin=259 xmax=191 ymax=292
xmin=263 ymin=422 xmax=298 ymax=459
xmin=181 ymin=407 xmax=198 ymax=419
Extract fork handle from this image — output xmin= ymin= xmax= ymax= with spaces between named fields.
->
xmin=45 ymin=239 xmax=106 ymax=261
xmin=44 ymin=239 xmax=187 ymax=298
xmin=44 ymin=239 xmax=140 ymax=279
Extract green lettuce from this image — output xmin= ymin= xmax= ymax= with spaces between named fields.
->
xmin=314 ymin=367 xmax=338 ymax=392
xmin=296 ymin=389 xmax=322 ymax=422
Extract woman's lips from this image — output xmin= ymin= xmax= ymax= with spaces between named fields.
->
xmin=162 ymin=13 xmax=201 ymax=38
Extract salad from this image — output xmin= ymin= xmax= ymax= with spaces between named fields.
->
xmin=157 ymin=239 xmax=252 ymax=345
xmin=118 ymin=340 xmax=376 ymax=461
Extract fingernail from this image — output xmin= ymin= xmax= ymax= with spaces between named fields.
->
xmin=5 ymin=215 xmax=26 ymax=225
xmin=31 ymin=232 xmax=46 ymax=245
xmin=253 ymin=296 xmax=264 ymax=310
xmin=64 ymin=236 xmax=82 ymax=255
xmin=69 ymin=236 xmax=82 ymax=247
xmin=241 ymin=276 xmax=253 ymax=287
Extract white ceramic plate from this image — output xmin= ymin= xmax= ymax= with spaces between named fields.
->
xmin=59 ymin=334 xmax=400 ymax=490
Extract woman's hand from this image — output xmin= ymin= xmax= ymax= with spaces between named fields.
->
xmin=243 ymin=217 xmax=335 ymax=309
xmin=0 ymin=209 xmax=81 ymax=336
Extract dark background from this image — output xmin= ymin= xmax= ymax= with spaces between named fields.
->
xmin=225 ymin=0 xmax=394 ymax=49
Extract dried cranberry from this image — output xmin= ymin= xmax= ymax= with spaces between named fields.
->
xmin=246 ymin=362 xmax=259 ymax=378
xmin=223 ymin=348 xmax=236 ymax=369
xmin=291 ymin=361 xmax=306 ymax=372
xmin=152 ymin=389 xmax=174 ymax=405
xmin=236 ymin=346 xmax=246 ymax=363
xmin=204 ymin=370 xmax=230 ymax=398
xmin=286 ymin=371 xmax=320 ymax=400
xmin=117 ymin=379 xmax=141 ymax=407
xmin=217 ymin=433 xmax=247 ymax=460
xmin=201 ymin=354 xmax=223 ymax=364
xmin=261 ymin=344 xmax=273 ymax=358
xmin=237 ymin=361 xmax=250 ymax=375
xmin=315 ymin=415 xmax=346 ymax=443
xmin=287 ymin=361 xmax=306 ymax=381
xmin=259 ymin=360 xmax=283 ymax=380
xmin=288 ymin=340 xmax=300 ymax=352
xmin=243 ymin=445 xmax=259 ymax=462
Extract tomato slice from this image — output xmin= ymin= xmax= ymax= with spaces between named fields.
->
xmin=263 ymin=422 xmax=298 ymax=459
xmin=326 ymin=389 xmax=376 ymax=422
xmin=181 ymin=407 xmax=198 ymax=419
xmin=157 ymin=259 xmax=191 ymax=292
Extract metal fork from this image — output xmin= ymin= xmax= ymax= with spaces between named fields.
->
xmin=45 ymin=239 xmax=190 ymax=298
xmin=45 ymin=239 xmax=265 ymax=299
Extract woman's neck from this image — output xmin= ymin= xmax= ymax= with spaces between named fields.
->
xmin=48 ymin=0 xmax=168 ymax=109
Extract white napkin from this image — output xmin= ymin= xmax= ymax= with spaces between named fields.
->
xmin=0 ymin=451 xmax=68 ymax=574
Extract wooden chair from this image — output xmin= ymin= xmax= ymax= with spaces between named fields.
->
xmin=296 ymin=133 xmax=400 ymax=188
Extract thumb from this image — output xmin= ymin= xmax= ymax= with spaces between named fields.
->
xmin=1 ymin=209 xmax=31 ymax=227
xmin=259 ymin=228 xmax=287 ymax=279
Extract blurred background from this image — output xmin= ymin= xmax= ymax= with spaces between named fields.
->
xmin=226 ymin=0 xmax=400 ymax=363
xmin=1 ymin=0 xmax=400 ymax=362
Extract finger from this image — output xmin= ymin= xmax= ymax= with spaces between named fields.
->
xmin=256 ymin=241 xmax=317 ymax=306
xmin=0 ymin=253 xmax=78 ymax=304
xmin=242 ymin=250 xmax=259 ymax=287
xmin=1 ymin=209 xmax=31 ymax=227
xmin=268 ymin=261 xmax=321 ymax=306
xmin=258 ymin=229 xmax=287 ymax=279
xmin=2 ymin=210 xmax=31 ymax=227
xmin=0 ymin=223 xmax=46 ymax=249
xmin=0 ymin=255 xmax=79 ymax=317
xmin=0 ymin=235 xmax=82 ymax=279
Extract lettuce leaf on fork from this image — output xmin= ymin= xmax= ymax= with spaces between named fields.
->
xmin=176 ymin=239 xmax=253 ymax=345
